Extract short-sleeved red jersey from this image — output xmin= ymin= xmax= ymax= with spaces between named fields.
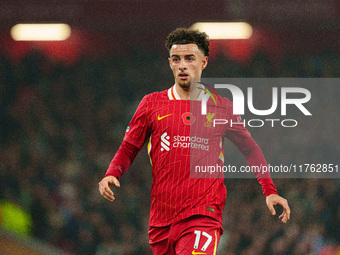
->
xmin=107 ymin=85 xmax=277 ymax=227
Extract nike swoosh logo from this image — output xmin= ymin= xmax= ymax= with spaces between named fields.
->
xmin=157 ymin=114 xmax=173 ymax=120
xmin=192 ymin=251 xmax=207 ymax=255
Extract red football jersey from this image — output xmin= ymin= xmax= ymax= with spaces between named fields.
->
xmin=108 ymin=85 xmax=277 ymax=227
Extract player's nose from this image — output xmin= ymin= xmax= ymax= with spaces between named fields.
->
xmin=179 ymin=60 xmax=187 ymax=70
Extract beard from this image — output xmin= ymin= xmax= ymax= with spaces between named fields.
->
xmin=178 ymin=79 xmax=191 ymax=90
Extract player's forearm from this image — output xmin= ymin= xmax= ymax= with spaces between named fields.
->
xmin=242 ymin=143 xmax=278 ymax=196
xmin=104 ymin=140 xmax=140 ymax=180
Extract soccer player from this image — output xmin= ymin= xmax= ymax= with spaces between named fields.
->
xmin=99 ymin=28 xmax=290 ymax=254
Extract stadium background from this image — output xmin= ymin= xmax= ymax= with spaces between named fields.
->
xmin=0 ymin=0 xmax=340 ymax=254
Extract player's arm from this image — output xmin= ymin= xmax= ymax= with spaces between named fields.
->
xmin=99 ymin=95 xmax=151 ymax=202
xmin=226 ymin=127 xmax=291 ymax=223
xmin=244 ymin=143 xmax=290 ymax=223
xmin=99 ymin=140 xmax=140 ymax=202
xmin=224 ymin=103 xmax=290 ymax=222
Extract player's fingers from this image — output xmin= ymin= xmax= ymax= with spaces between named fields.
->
xmin=103 ymin=194 xmax=114 ymax=202
xmin=286 ymin=205 xmax=291 ymax=220
xmin=98 ymin=177 xmax=120 ymax=202
xmin=279 ymin=205 xmax=290 ymax=223
xmin=103 ymin=190 xmax=115 ymax=202
xmin=104 ymin=186 xmax=114 ymax=198
xmin=98 ymin=181 xmax=108 ymax=194
xmin=279 ymin=212 xmax=289 ymax=223
xmin=98 ymin=181 xmax=115 ymax=201
xmin=279 ymin=212 xmax=284 ymax=220
xmin=280 ymin=199 xmax=290 ymax=221
xmin=100 ymin=185 xmax=115 ymax=201
xmin=284 ymin=206 xmax=291 ymax=222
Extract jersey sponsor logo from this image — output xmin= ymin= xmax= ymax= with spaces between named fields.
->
xmin=157 ymin=114 xmax=173 ymax=120
xmin=159 ymin=133 xmax=209 ymax=152
xmin=204 ymin=113 xmax=215 ymax=128
xmin=182 ymin=112 xmax=196 ymax=125
xmin=174 ymin=135 xmax=209 ymax=151
xmin=160 ymin=132 xmax=170 ymax=151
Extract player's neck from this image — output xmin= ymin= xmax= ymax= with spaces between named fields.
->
xmin=175 ymin=84 xmax=201 ymax=100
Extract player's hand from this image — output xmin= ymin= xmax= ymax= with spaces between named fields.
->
xmin=266 ymin=194 xmax=290 ymax=223
xmin=98 ymin=176 xmax=120 ymax=202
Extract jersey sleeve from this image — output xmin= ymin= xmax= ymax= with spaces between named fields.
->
xmin=123 ymin=95 xmax=152 ymax=149
xmin=103 ymin=95 xmax=151 ymax=180
xmin=224 ymin=101 xmax=277 ymax=196
xmin=104 ymin=140 xmax=140 ymax=180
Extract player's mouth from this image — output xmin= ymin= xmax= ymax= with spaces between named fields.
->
xmin=179 ymin=73 xmax=189 ymax=80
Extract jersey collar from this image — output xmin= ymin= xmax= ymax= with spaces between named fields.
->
xmin=168 ymin=84 xmax=210 ymax=101
xmin=167 ymin=85 xmax=180 ymax=100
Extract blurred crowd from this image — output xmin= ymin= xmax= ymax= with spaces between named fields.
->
xmin=0 ymin=47 xmax=339 ymax=255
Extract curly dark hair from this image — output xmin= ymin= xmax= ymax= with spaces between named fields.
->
xmin=165 ymin=27 xmax=210 ymax=56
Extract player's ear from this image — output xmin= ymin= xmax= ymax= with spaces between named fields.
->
xmin=168 ymin=57 xmax=172 ymax=68
xmin=201 ymin=56 xmax=208 ymax=70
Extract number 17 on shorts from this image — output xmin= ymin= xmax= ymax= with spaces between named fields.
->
xmin=176 ymin=228 xmax=221 ymax=255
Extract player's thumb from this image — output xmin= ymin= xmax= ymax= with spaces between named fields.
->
xmin=112 ymin=177 xmax=120 ymax=188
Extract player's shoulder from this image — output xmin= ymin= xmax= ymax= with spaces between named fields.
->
xmin=142 ymin=89 xmax=169 ymax=102
xmin=221 ymin=96 xmax=233 ymax=107
xmin=219 ymin=96 xmax=234 ymax=116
